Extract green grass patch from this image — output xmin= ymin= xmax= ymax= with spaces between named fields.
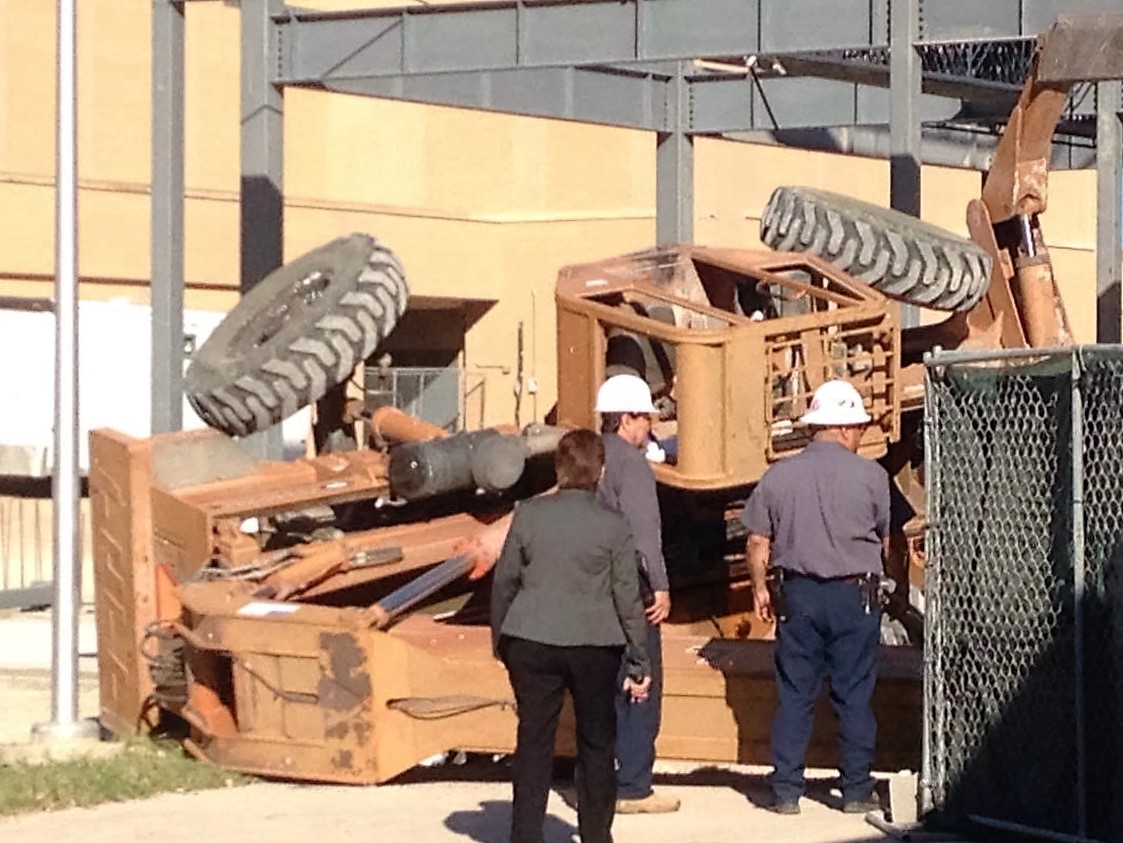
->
xmin=0 ymin=739 xmax=251 ymax=816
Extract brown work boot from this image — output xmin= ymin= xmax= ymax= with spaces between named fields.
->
xmin=768 ymin=798 xmax=801 ymax=815
xmin=841 ymin=791 xmax=881 ymax=815
xmin=615 ymin=792 xmax=681 ymax=814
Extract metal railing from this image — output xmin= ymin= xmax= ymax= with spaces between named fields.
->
xmin=923 ymin=345 xmax=1123 ymax=843
xmin=364 ymin=365 xmax=487 ymax=432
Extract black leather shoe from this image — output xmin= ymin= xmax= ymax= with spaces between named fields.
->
xmin=769 ymin=799 xmax=801 ymax=815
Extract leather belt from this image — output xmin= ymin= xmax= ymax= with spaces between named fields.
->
xmin=779 ymin=569 xmax=874 ymax=585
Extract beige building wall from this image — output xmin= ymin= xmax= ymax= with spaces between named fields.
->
xmin=0 ymin=2 xmax=1102 ymax=422
xmin=0 ymin=1 xmax=1104 ymax=596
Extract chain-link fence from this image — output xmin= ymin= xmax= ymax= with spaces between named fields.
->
xmin=923 ymin=345 xmax=1123 ymax=843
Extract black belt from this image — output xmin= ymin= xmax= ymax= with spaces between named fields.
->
xmin=778 ymin=569 xmax=875 ymax=585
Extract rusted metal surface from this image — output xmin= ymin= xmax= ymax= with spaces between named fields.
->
xmin=980 ymin=54 xmax=1068 ymax=223
xmin=175 ymin=447 xmax=392 ymax=518
xmin=88 ymin=430 xmax=159 ymax=736
xmin=1012 ymin=257 xmax=1073 ymax=348
xmin=965 ymin=198 xmax=1028 ymax=351
xmin=556 ymin=245 xmax=900 ymax=490
xmin=368 ymin=405 xmax=449 ymax=444
xmin=166 ymin=584 xmax=919 ymax=783
xmin=252 ymin=544 xmax=404 ymax=602
xmin=151 ymin=486 xmax=213 ymax=580
xmin=972 ymin=13 xmax=1120 ymax=351
xmin=91 ymin=411 xmax=559 ymax=713
xmin=171 ymin=493 xmax=509 ymax=601
xmin=1036 ymin=12 xmax=1123 ymax=84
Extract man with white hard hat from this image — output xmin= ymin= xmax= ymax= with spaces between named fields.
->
xmin=740 ymin=379 xmax=890 ymax=816
xmin=594 ymin=373 xmax=680 ymax=815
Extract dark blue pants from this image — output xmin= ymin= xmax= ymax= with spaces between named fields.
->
xmin=615 ymin=622 xmax=663 ymax=800
xmin=771 ymin=577 xmax=880 ymax=804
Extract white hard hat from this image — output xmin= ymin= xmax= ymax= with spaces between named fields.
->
xmin=799 ymin=379 xmax=872 ymax=427
xmin=595 ymin=374 xmax=656 ymax=414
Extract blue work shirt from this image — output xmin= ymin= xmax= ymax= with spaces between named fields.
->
xmin=740 ymin=440 xmax=890 ymax=578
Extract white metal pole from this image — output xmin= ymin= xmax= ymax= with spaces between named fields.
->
xmin=36 ymin=0 xmax=86 ymax=741
xmin=53 ymin=0 xmax=80 ymax=728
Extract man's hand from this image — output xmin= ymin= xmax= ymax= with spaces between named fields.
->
xmin=645 ymin=590 xmax=671 ymax=624
xmin=753 ymin=581 xmax=774 ymax=625
xmin=623 ymin=675 xmax=652 ymax=703
xmin=747 ymin=533 xmax=774 ymax=625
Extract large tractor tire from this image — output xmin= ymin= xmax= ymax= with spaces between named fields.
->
xmin=186 ymin=233 xmax=408 ymax=437
xmin=760 ymin=186 xmax=991 ymax=311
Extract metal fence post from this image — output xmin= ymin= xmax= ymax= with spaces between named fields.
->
xmin=1071 ymin=348 xmax=1087 ymax=838
xmin=920 ymin=356 xmax=939 ymax=814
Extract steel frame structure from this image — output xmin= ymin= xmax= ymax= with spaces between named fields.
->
xmin=149 ymin=0 xmax=1123 ymax=435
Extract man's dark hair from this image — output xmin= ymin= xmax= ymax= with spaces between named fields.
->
xmin=600 ymin=412 xmax=624 ymax=434
xmin=556 ymin=428 xmax=605 ymax=490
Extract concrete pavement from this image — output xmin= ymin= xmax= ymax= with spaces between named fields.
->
xmin=1 ymin=764 xmax=898 ymax=843
xmin=0 ymin=605 xmax=99 ymax=673
xmin=0 ymin=606 xmax=100 ymax=745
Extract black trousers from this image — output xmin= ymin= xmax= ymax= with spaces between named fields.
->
xmin=502 ymin=636 xmax=623 ymax=843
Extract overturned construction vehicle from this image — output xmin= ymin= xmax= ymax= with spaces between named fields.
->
xmin=92 ymin=239 xmax=928 ymax=784
xmin=91 ymin=13 xmax=1106 ymax=784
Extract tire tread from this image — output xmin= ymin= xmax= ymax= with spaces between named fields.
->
xmin=760 ymin=186 xmax=990 ymax=311
xmin=185 ymin=235 xmax=409 ymax=437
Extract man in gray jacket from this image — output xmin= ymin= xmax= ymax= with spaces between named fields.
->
xmin=596 ymin=374 xmax=680 ymax=815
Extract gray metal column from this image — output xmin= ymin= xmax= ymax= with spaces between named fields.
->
xmin=890 ymin=0 xmax=921 ymax=329
xmin=151 ymin=0 xmax=185 ymax=433
xmin=242 ymin=0 xmax=284 ymax=294
xmin=1096 ymin=81 xmax=1122 ymax=344
xmin=241 ymin=0 xmax=284 ymax=457
xmin=656 ymin=62 xmax=692 ymax=245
